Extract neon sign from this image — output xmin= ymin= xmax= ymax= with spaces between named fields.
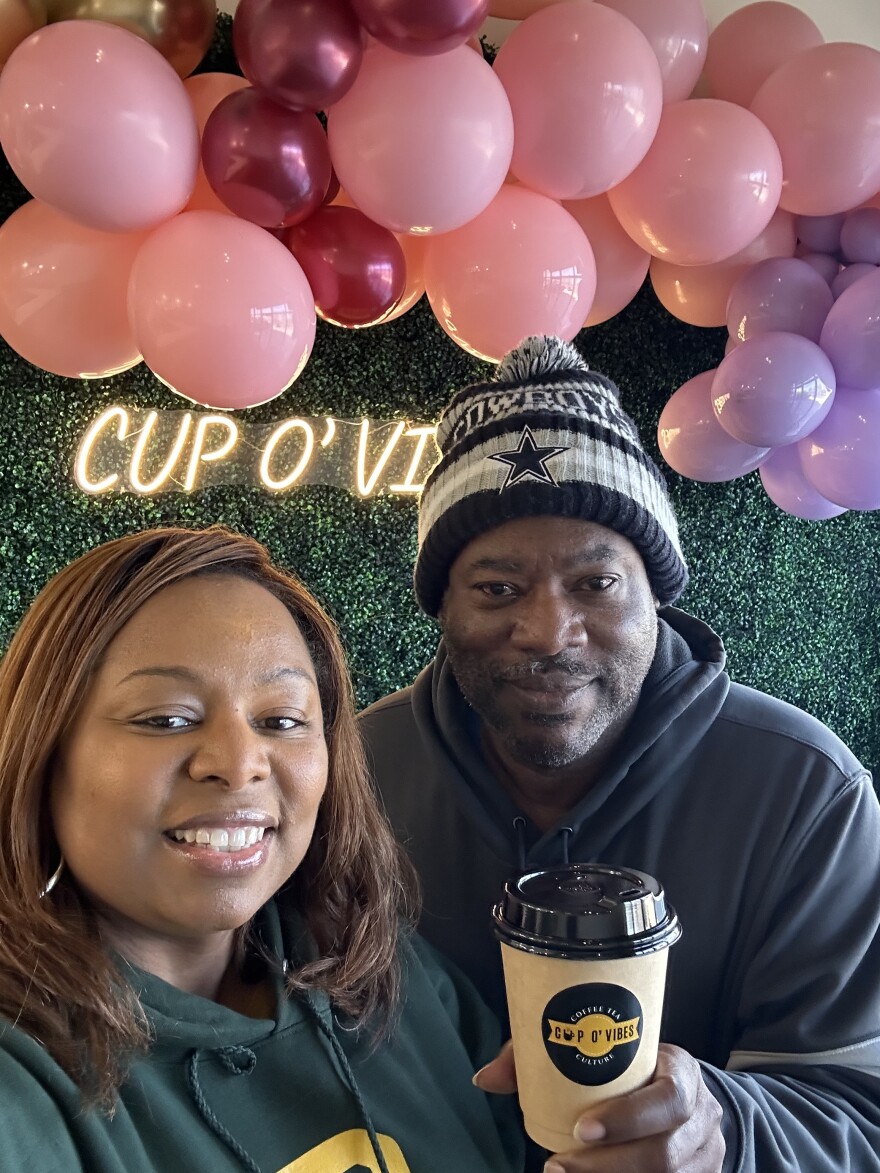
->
xmin=74 ymin=408 xmax=439 ymax=497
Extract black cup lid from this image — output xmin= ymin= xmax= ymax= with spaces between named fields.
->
xmin=493 ymin=863 xmax=681 ymax=958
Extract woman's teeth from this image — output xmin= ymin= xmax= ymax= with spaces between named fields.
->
xmin=170 ymin=827 xmax=266 ymax=851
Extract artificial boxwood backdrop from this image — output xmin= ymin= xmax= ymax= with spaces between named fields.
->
xmin=1 ymin=19 xmax=878 ymax=776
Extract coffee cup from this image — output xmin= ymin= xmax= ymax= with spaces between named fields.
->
xmin=493 ymin=863 xmax=681 ymax=1153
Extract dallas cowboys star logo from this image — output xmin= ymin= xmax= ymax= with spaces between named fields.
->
xmin=488 ymin=426 xmax=569 ymax=491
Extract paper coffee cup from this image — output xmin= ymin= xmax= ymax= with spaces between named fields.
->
xmin=493 ymin=863 xmax=681 ymax=1153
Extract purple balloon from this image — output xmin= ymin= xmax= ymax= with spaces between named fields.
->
xmin=712 ymin=331 xmax=836 ymax=447
xmin=794 ymin=213 xmax=844 ymax=254
xmin=726 ymin=257 xmax=833 ymax=344
xmin=351 ymin=0 xmax=488 ymax=55
xmin=233 ymin=0 xmax=364 ymax=112
xmin=202 ymin=89 xmax=331 ymax=229
xmin=657 ymin=369 xmax=770 ymax=482
xmin=759 ymin=443 xmax=846 ymax=519
xmin=831 ymin=262 xmax=878 ymax=300
xmin=794 ymin=250 xmax=839 ymax=285
xmin=799 ymin=386 xmax=880 ymax=510
xmin=839 ymin=207 xmax=880 ymax=264
xmin=819 ymin=265 xmax=880 ymax=389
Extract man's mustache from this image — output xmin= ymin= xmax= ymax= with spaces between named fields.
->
xmin=496 ymin=655 xmax=594 ymax=683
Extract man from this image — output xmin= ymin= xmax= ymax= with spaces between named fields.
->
xmin=359 ymin=336 xmax=880 ymax=1172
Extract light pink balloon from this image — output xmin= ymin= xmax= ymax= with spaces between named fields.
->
xmin=596 ymin=0 xmax=708 ymax=103
xmin=704 ymin=1 xmax=823 ymax=109
xmin=183 ymin=73 xmax=250 ymax=216
xmin=750 ymin=43 xmax=880 ymax=217
xmin=423 ymin=185 xmax=596 ymax=362
xmin=0 ymin=22 xmax=198 ymax=232
xmin=127 ymin=211 xmax=316 ymax=409
xmin=0 ymin=200 xmax=144 ymax=379
xmin=493 ymin=1 xmax=663 ymax=200
xmin=657 ymin=369 xmax=770 ymax=482
xmin=649 ymin=208 xmax=796 ymax=327
xmin=608 ymin=99 xmax=782 ymax=266
xmin=562 ymin=194 xmax=650 ymax=327
xmin=327 ymin=44 xmax=512 ymax=235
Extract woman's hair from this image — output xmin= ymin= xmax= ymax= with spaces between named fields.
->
xmin=0 ymin=526 xmax=416 ymax=1108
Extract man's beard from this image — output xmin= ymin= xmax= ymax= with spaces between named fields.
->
xmin=444 ymin=642 xmax=654 ymax=771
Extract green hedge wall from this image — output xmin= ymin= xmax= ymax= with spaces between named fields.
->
xmin=1 ymin=20 xmax=878 ymax=774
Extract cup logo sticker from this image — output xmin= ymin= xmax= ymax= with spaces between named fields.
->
xmin=542 ymin=982 xmax=643 ymax=1085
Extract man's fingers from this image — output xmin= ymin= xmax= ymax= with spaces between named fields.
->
xmin=573 ymin=1045 xmax=697 ymax=1145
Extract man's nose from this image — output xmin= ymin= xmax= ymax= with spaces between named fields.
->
xmin=186 ymin=717 xmax=271 ymax=789
xmin=508 ymin=589 xmax=587 ymax=657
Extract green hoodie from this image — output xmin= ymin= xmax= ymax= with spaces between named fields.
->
xmin=0 ymin=903 xmax=524 ymax=1173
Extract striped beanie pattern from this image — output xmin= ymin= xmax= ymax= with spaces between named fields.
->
xmin=414 ymin=335 xmax=688 ymax=616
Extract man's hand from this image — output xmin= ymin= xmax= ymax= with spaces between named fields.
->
xmin=474 ymin=1041 xmax=725 ymax=1172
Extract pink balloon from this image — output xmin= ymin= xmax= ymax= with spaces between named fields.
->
xmin=350 ymin=0 xmax=488 ymax=56
xmin=183 ymin=73 xmax=250 ymax=216
xmin=233 ymin=0 xmax=363 ymax=113
xmin=649 ymin=208 xmax=796 ymax=328
xmin=328 ymin=44 xmax=512 ymax=235
xmin=657 ymin=369 xmax=770 ymax=482
xmin=493 ymin=1 xmax=663 ymax=199
xmin=423 ymin=185 xmax=596 ymax=362
xmin=759 ymin=444 xmax=846 ymax=520
xmin=726 ymin=257 xmax=833 ymax=344
xmin=608 ymin=99 xmax=782 ymax=266
xmin=799 ymin=387 xmax=880 ymax=510
xmin=704 ymin=1 xmax=823 ymax=109
xmin=127 ymin=211 xmax=316 ymax=409
xmin=596 ymin=0 xmax=708 ymax=103
xmin=0 ymin=200 xmax=144 ymax=379
xmin=712 ymin=331 xmax=836 ymax=447
xmin=750 ymin=43 xmax=880 ymax=217
xmin=202 ymin=89 xmax=331 ymax=229
xmin=0 ymin=22 xmax=198 ymax=233
xmin=561 ymin=195 xmax=650 ymax=327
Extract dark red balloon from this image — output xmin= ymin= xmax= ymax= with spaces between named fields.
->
xmin=202 ymin=89 xmax=331 ymax=229
xmin=233 ymin=0 xmax=364 ymax=112
xmin=351 ymin=0 xmax=489 ymax=55
xmin=284 ymin=205 xmax=407 ymax=327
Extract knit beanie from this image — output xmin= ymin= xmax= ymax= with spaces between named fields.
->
xmin=414 ymin=335 xmax=688 ymax=616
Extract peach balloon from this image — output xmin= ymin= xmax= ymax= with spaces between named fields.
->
xmin=596 ymin=0 xmax=708 ymax=104
xmin=751 ymin=43 xmax=880 ymax=217
xmin=561 ymin=194 xmax=650 ymax=326
xmin=0 ymin=21 xmax=198 ymax=232
xmin=127 ymin=211 xmax=316 ymax=410
xmin=0 ymin=199 xmax=144 ymax=378
xmin=493 ymin=1 xmax=663 ymax=200
xmin=649 ymin=209 xmax=796 ymax=327
xmin=704 ymin=1 xmax=823 ymax=109
xmin=423 ymin=184 xmax=596 ymax=363
xmin=608 ymin=99 xmax=782 ymax=266
xmin=183 ymin=72 xmax=249 ymax=215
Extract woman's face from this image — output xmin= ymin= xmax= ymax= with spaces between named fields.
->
xmin=50 ymin=574 xmax=328 ymax=958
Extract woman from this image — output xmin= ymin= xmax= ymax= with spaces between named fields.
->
xmin=0 ymin=526 xmax=522 ymax=1173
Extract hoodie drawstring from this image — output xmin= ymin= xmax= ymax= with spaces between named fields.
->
xmin=306 ymin=1001 xmax=393 ymax=1173
xmin=187 ymin=1046 xmax=262 ymax=1173
xmin=513 ymin=816 xmax=528 ymax=872
xmin=559 ymin=826 xmax=573 ymax=865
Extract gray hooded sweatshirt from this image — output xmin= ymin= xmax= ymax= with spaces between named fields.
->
xmin=360 ymin=609 xmax=880 ymax=1172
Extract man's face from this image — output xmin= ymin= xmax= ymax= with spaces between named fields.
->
xmin=439 ymin=516 xmax=659 ymax=770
